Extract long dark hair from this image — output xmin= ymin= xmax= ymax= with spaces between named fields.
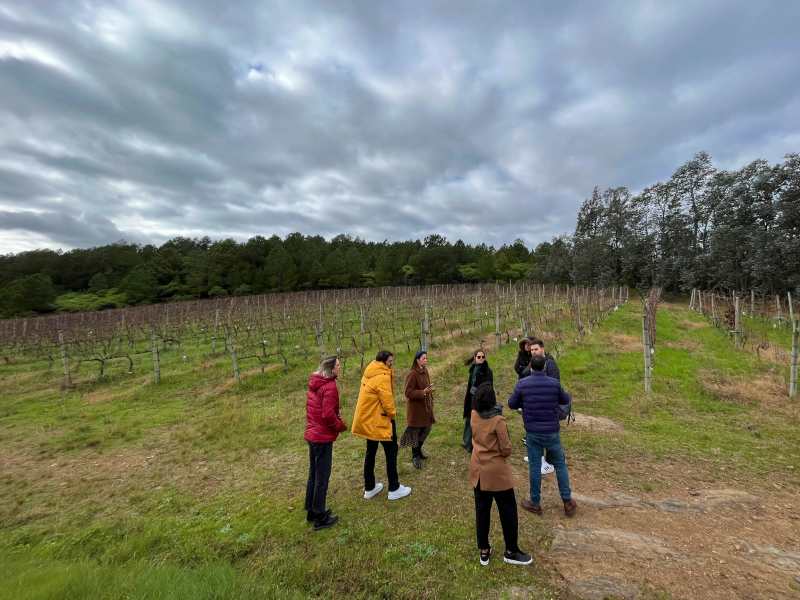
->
xmin=375 ymin=350 xmax=394 ymax=364
xmin=410 ymin=350 xmax=427 ymax=370
xmin=464 ymin=348 xmax=488 ymax=367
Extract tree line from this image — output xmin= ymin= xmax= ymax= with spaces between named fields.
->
xmin=1 ymin=152 xmax=797 ymax=317
xmin=571 ymin=152 xmax=799 ymax=295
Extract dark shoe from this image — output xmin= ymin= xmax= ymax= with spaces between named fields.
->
xmin=412 ymin=456 xmax=423 ymax=469
xmin=313 ymin=512 xmax=338 ymax=531
xmin=563 ymin=498 xmax=577 ymax=518
xmin=503 ymin=549 xmax=533 ymax=566
xmin=479 ymin=547 xmax=492 ymax=566
xmin=307 ymin=508 xmax=331 ymax=523
xmin=521 ymin=499 xmax=542 ymax=515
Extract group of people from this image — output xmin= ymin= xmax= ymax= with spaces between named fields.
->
xmin=302 ymin=336 xmax=576 ymax=567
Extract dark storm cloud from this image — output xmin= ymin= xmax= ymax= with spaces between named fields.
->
xmin=0 ymin=0 xmax=798 ymax=253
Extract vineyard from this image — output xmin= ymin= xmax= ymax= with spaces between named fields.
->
xmin=690 ymin=288 xmax=799 ymax=397
xmin=3 ymin=284 xmax=800 ymax=600
xmin=0 ymin=283 xmax=627 ymax=390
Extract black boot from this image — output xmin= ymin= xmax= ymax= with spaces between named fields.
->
xmin=313 ymin=512 xmax=339 ymax=531
xmin=412 ymin=447 xmax=423 ymax=469
xmin=307 ymin=508 xmax=333 ymax=523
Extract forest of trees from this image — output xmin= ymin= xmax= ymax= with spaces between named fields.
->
xmin=1 ymin=152 xmax=797 ymax=317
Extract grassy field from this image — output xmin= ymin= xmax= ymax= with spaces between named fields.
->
xmin=1 ymin=300 xmax=798 ymax=599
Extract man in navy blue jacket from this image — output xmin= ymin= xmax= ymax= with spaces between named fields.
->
xmin=508 ymin=355 xmax=577 ymax=517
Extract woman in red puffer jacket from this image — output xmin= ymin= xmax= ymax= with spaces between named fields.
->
xmin=304 ymin=355 xmax=347 ymax=530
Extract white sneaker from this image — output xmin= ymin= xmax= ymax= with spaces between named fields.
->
xmin=387 ymin=484 xmax=412 ymax=500
xmin=541 ymin=458 xmax=554 ymax=475
xmin=363 ymin=482 xmax=384 ymax=499
xmin=523 ymin=455 xmax=529 ymax=463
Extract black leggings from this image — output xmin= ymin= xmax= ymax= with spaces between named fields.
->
xmin=364 ymin=420 xmax=399 ymax=492
xmin=474 ymin=482 xmax=520 ymax=552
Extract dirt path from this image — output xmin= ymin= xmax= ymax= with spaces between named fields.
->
xmin=496 ymin=411 xmax=800 ymax=599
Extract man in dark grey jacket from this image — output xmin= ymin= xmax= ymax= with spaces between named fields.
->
xmin=509 ymin=355 xmax=577 ymax=518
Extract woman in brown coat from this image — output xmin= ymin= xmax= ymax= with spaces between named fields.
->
xmin=470 ymin=382 xmax=532 ymax=567
xmin=401 ymin=350 xmax=435 ymax=469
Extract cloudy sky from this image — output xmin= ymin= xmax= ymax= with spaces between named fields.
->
xmin=1 ymin=1 xmax=799 ymax=254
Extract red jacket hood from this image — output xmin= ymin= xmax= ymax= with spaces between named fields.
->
xmin=308 ymin=372 xmax=336 ymax=392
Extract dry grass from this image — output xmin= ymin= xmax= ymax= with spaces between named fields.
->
xmin=607 ymin=333 xmax=642 ymax=352
xmin=698 ymin=369 xmax=792 ymax=412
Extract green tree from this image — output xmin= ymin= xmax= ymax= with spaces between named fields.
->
xmin=88 ymin=272 xmax=110 ymax=293
xmin=120 ymin=265 xmax=158 ymax=304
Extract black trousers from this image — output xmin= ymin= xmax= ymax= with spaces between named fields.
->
xmin=364 ymin=420 xmax=399 ymax=492
xmin=305 ymin=441 xmax=333 ymax=517
xmin=462 ymin=418 xmax=473 ymax=453
xmin=474 ymin=482 xmax=520 ymax=552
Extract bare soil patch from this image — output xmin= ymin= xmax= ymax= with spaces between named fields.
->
xmin=517 ymin=458 xmax=800 ymax=599
xmin=570 ymin=412 xmax=624 ymax=433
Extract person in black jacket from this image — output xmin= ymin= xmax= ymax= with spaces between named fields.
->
xmin=513 ymin=338 xmax=532 ymax=379
xmin=462 ymin=349 xmax=493 ymax=453
xmin=519 ymin=338 xmax=560 ymax=380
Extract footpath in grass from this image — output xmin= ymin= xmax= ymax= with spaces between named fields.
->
xmin=1 ymin=300 xmax=798 ymax=599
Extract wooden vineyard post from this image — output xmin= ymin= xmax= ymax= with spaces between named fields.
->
xmin=734 ymin=295 xmax=742 ymax=348
xmin=315 ymin=321 xmax=326 ymax=359
xmin=642 ymin=313 xmax=652 ymax=394
xmin=359 ymin=304 xmax=366 ymax=364
xmin=58 ymin=330 xmax=71 ymax=389
xmin=226 ymin=326 xmax=240 ymax=383
xmin=495 ymin=301 xmax=501 ymax=350
xmin=790 ymin=319 xmax=798 ymax=398
xmin=211 ymin=308 xmax=220 ymax=353
xmin=750 ymin=290 xmax=755 ymax=316
xmin=788 ymin=292 xmax=795 ymax=324
xmin=711 ymin=293 xmax=716 ymax=324
xmin=421 ymin=302 xmax=430 ymax=352
xmin=151 ymin=328 xmax=161 ymax=384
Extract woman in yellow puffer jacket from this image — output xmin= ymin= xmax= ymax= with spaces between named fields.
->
xmin=351 ymin=351 xmax=412 ymax=501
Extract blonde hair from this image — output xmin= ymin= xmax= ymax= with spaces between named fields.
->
xmin=315 ymin=355 xmax=339 ymax=377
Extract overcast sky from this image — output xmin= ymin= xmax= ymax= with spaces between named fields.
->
xmin=1 ymin=1 xmax=799 ymax=254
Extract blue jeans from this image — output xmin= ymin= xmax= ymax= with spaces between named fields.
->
xmin=525 ymin=431 xmax=571 ymax=504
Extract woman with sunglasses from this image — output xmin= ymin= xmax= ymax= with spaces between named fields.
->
xmin=462 ymin=349 xmax=493 ymax=453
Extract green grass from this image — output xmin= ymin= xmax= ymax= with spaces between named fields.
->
xmin=1 ymin=300 xmax=797 ymax=599
xmin=559 ymin=303 xmax=800 ymax=476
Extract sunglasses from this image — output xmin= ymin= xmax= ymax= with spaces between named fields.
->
xmin=475 ymin=355 xmax=485 ymax=359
